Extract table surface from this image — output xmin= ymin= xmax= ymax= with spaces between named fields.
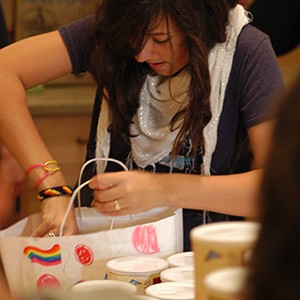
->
xmin=26 ymin=84 xmax=96 ymax=116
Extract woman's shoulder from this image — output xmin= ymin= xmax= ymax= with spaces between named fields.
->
xmin=237 ymin=24 xmax=271 ymax=51
xmin=234 ymin=24 xmax=278 ymax=68
xmin=59 ymin=15 xmax=94 ymax=40
xmin=58 ymin=15 xmax=95 ymax=74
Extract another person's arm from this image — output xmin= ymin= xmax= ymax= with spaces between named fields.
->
xmin=0 ymin=31 xmax=76 ymax=236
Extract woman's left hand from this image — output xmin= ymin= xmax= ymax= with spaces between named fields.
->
xmin=31 ymin=195 xmax=78 ymax=237
xmin=89 ymin=171 xmax=170 ymax=215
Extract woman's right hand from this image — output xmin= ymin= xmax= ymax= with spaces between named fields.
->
xmin=31 ymin=195 xmax=78 ymax=237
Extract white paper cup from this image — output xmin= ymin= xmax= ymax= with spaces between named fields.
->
xmin=166 ymin=252 xmax=194 ymax=267
xmin=160 ymin=266 xmax=194 ymax=283
xmin=71 ymin=279 xmax=137 ymax=294
xmin=106 ymin=256 xmax=169 ymax=294
xmin=145 ymin=282 xmax=195 ymax=300
xmin=204 ymin=266 xmax=248 ymax=300
xmin=135 ymin=296 xmax=159 ymax=300
xmin=190 ymin=221 xmax=259 ymax=300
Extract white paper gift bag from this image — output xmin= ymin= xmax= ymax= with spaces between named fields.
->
xmin=0 ymin=158 xmax=183 ymax=296
xmin=0 ymin=206 xmax=183 ymax=296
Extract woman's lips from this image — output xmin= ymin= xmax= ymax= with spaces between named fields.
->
xmin=147 ymin=62 xmax=165 ymax=71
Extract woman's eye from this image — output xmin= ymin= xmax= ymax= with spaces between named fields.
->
xmin=153 ymin=37 xmax=170 ymax=44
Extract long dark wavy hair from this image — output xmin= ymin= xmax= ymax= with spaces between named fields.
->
xmin=245 ymin=75 xmax=300 ymax=300
xmin=89 ymin=0 xmax=236 ymax=156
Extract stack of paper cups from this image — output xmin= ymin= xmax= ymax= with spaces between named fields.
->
xmin=166 ymin=251 xmax=194 ymax=268
xmin=160 ymin=266 xmax=194 ymax=283
xmin=190 ymin=221 xmax=259 ymax=300
xmin=145 ymin=282 xmax=195 ymax=300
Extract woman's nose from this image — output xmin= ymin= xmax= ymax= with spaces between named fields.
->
xmin=135 ymin=39 xmax=153 ymax=62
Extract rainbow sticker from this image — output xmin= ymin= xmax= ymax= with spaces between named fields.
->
xmin=24 ymin=244 xmax=62 ymax=266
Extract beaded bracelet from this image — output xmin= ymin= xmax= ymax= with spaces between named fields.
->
xmin=37 ymin=185 xmax=73 ymax=202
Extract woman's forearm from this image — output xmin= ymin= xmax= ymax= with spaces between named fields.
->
xmin=89 ymin=169 xmax=262 ymax=218
xmin=0 ymin=31 xmax=72 ymax=189
xmin=162 ymin=169 xmax=262 ymax=217
xmin=0 ymin=78 xmax=67 ymax=189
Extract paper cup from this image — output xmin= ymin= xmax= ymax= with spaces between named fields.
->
xmin=135 ymin=296 xmax=159 ymax=300
xmin=71 ymin=279 xmax=137 ymax=294
xmin=160 ymin=266 xmax=194 ymax=283
xmin=106 ymin=256 xmax=169 ymax=294
xmin=190 ymin=221 xmax=259 ymax=300
xmin=145 ymin=282 xmax=195 ymax=300
xmin=204 ymin=266 xmax=248 ymax=300
xmin=167 ymin=252 xmax=194 ymax=267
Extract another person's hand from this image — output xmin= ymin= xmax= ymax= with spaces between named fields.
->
xmin=31 ymin=195 xmax=78 ymax=237
xmin=89 ymin=171 xmax=172 ymax=216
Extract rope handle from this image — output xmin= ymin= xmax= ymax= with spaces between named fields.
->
xmin=59 ymin=158 xmax=128 ymax=237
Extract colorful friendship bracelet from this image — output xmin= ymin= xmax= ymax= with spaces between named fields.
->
xmin=37 ymin=185 xmax=73 ymax=202
xmin=35 ymin=171 xmax=49 ymax=188
xmin=25 ymin=160 xmax=61 ymax=174
xmin=25 ymin=160 xmax=62 ymax=188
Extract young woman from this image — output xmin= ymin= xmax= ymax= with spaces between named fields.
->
xmin=0 ymin=0 xmax=284 ymax=250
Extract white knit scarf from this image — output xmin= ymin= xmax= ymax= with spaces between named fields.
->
xmin=96 ymin=4 xmax=250 ymax=174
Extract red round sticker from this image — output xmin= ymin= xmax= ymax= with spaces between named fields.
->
xmin=75 ymin=244 xmax=94 ymax=266
xmin=37 ymin=274 xmax=61 ymax=291
xmin=132 ymin=225 xmax=159 ymax=254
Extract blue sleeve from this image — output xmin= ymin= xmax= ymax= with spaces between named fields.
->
xmin=235 ymin=25 xmax=285 ymax=128
xmin=58 ymin=15 xmax=94 ymax=74
xmin=212 ymin=25 xmax=285 ymax=174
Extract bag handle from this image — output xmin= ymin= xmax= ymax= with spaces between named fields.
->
xmin=59 ymin=158 xmax=129 ymax=237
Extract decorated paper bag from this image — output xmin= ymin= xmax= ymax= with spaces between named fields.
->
xmin=0 ymin=206 xmax=183 ymax=297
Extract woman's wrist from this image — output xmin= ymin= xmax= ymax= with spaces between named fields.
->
xmin=25 ymin=160 xmax=66 ymax=189
xmin=36 ymin=170 xmax=68 ymax=191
